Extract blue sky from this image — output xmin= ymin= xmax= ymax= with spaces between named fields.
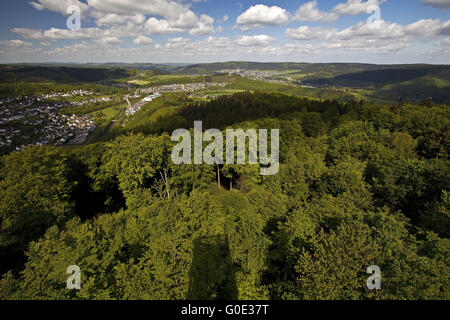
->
xmin=0 ymin=0 xmax=449 ymax=64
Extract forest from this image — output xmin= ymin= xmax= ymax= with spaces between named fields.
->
xmin=0 ymin=91 xmax=449 ymax=300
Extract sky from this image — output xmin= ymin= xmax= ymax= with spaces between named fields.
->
xmin=0 ymin=0 xmax=449 ymax=64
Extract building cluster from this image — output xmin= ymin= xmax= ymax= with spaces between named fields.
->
xmin=62 ymin=114 xmax=96 ymax=145
xmin=0 ymin=95 xmax=96 ymax=152
xmin=125 ymin=100 xmax=146 ymax=116
xmin=139 ymin=82 xmax=229 ymax=94
xmin=218 ymin=69 xmax=292 ymax=83
xmin=143 ymin=92 xmax=161 ymax=102
xmin=63 ymin=114 xmax=96 ymax=130
xmin=124 ymin=92 xmax=162 ymax=116
xmin=70 ymin=96 xmax=116 ymax=106
xmin=41 ymin=90 xmax=94 ymax=99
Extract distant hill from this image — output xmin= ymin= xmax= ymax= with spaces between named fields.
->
xmin=303 ymin=65 xmax=450 ymax=87
xmin=174 ymin=61 xmax=448 ymax=76
xmin=86 ymin=63 xmax=189 ymax=71
xmin=1 ymin=61 xmax=449 ymax=104
xmin=173 ymin=61 xmax=450 ymax=104
xmin=175 ymin=61 xmax=310 ymax=73
xmin=0 ymin=65 xmax=130 ymax=83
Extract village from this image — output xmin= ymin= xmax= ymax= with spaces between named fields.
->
xmin=122 ymin=92 xmax=162 ymax=117
xmin=218 ymin=69 xmax=293 ymax=83
xmin=41 ymin=89 xmax=94 ymax=99
xmin=0 ymin=94 xmax=96 ymax=152
xmin=138 ymin=82 xmax=230 ymax=95
xmin=0 ymin=81 xmax=234 ymax=153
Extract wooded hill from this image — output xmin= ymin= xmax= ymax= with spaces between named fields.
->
xmin=1 ymin=92 xmax=449 ymax=300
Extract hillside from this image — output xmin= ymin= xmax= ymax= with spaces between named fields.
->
xmin=1 ymin=91 xmax=449 ymax=300
xmin=303 ymin=65 xmax=450 ymax=87
xmin=0 ymin=65 xmax=130 ymax=83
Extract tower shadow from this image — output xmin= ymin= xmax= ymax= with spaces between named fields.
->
xmin=187 ymin=235 xmax=238 ymax=300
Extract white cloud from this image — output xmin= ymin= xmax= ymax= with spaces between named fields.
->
xmin=87 ymin=0 xmax=189 ymax=18
xmin=29 ymin=0 xmax=89 ymax=15
xmin=167 ymin=37 xmax=189 ymax=43
xmin=333 ymin=0 xmax=386 ymax=15
xmin=285 ymin=19 xmax=450 ymax=54
xmin=293 ymin=1 xmax=338 ymax=22
xmin=422 ymin=0 xmax=450 ymax=9
xmin=438 ymin=20 xmax=450 ymax=35
xmin=189 ymin=15 xmax=215 ymax=36
xmin=430 ymin=38 xmax=450 ymax=56
xmin=94 ymin=13 xmax=146 ymax=26
xmin=12 ymin=23 xmax=147 ymax=41
xmin=29 ymin=0 xmax=215 ymax=37
xmin=1 ymin=0 xmax=448 ymax=63
xmin=435 ymin=37 xmax=450 ymax=46
xmin=236 ymin=34 xmax=276 ymax=46
xmin=403 ymin=19 xmax=446 ymax=37
xmin=337 ymin=20 xmax=401 ymax=40
xmin=286 ymin=26 xmax=337 ymax=40
xmin=286 ymin=18 xmax=450 ymax=43
xmin=143 ymin=13 xmax=215 ymax=35
xmin=166 ymin=10 xmax=199 ymax=29
xmin=13 ymin=27 xmax=122 ymax=40
xmin=87 ymin=0 xmax=201 ymax=29
xmin=144 ymin=18 xmax=184 ymax=35
xmin=236 ymin=4 xmax=289 ymax=30
xmin=283 ymin=42 xmax=320 ymax=55
xmin=133 ymin=36 xmax=153 ymax=45
xmin=0 ymin=39 xmax=33 ymax=47
xmin=94 ymin=36 xmax=121 ymax=46
xmin=165 ymin=37 xmax=190 ymax=49
xmin=202 ymin=36 xmax=231 ymax=48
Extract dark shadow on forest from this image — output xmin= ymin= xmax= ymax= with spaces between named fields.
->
xmin=66 ymin=157 xmax=126 ymax=220
xmin=187 ymin=235 xmax=238 ymax=300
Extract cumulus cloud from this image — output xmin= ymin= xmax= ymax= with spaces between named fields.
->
xmin=285 ymin=26 xmax=337 ymax=40
xmin=422 ymin=0 xmax=450 ymax=9
xmin=435 ymin=37 xmax=450 ymax=46
xmin=12 ymin=24 xmax=143 ymax=40
xmin=236 ymin=34 xmax=276 ymax=46
xmin=235 ymin=4 xmax=289 ymax=30
xmin=438 ymin=20 xmax=450 ymax=34
xmin=287 ymin=18 xmax=450 ymax=42
xmin=133 ymin=36 xmax=153 ymax=45
xmin=29 ymin=0 xmax=89 ymax=15
xmin=94 ymin=13 xmax=146 ymax=26
xmin=29 ymin=0 xmax=215 ymax=37
xmin=430 ymin=37 xmax=450 ymax=56
xmin=94 ymin=36 xmax=121 ymax=46
xmin=12 ymin=27 xmax=101 ymax=40
xmin=403 ymin=19 xmax=448 ymax=37
xmin=165 ymin=37 xmax=190 ymax=49
xmin=5 ymin=0 xmax=449 ymax=63
xmin=87 ymin=0 xmax=191 ymax=20
xmin=168 ymin=37 xmax=189 ymax=43
xmin=333 ymin=0 xmax=386 ymax=15
xmin=189 ymin=15 xmax=215 ymax=36
xmin=0 ymin=39 xmax=33 ymax=47
xmin=283 ymin=42 xmax=320 ymax=55
xmin=286 ymin=18 xmax=450 ymax=54
xmin=293 ymin=1 xmax=338 ymax=22
xmin=144 ymin=18 xmax=184 ymax=35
